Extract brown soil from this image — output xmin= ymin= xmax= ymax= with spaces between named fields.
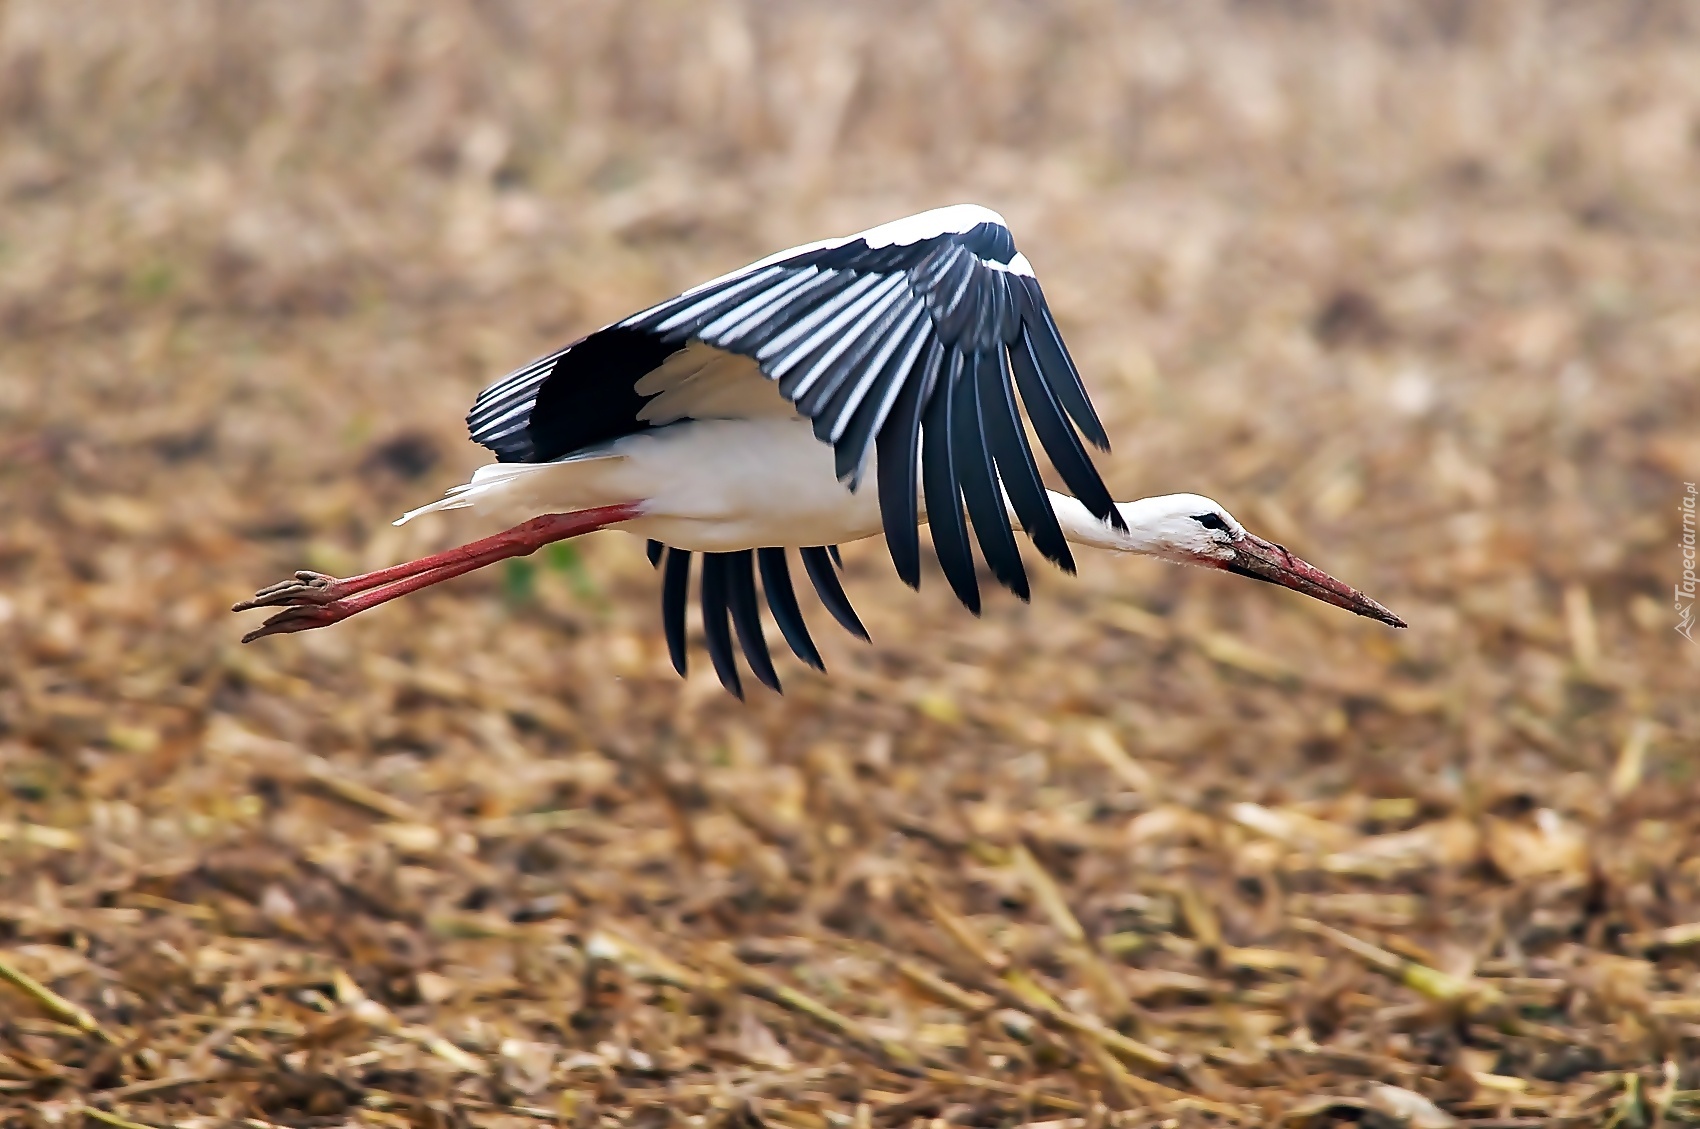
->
xmin=2 ymin=3 xmax=1699 ymax=1125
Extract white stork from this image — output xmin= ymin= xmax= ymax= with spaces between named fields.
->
xmin=235 ymin=204 xmax=1404 ymax=696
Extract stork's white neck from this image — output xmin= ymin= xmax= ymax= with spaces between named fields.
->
xmin=1045 ymin=491 xmax=1137 ymax=552
xmin=1044 ymin=490 xmax=1228 ymax=558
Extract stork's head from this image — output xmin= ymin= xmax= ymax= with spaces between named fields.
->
xmin=1112 ymin=493 xmax=1406 ymax=628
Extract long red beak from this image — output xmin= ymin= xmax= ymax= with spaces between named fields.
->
xmin=1221 ymin=532 xmax=1406 ymax=628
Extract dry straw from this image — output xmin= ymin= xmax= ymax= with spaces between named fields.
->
xmin=1 ymin=0 xmax=1698 ymax=1124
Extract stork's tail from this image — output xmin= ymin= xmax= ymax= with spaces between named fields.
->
xmin=395 ymin=453 xmax=626 ymax=526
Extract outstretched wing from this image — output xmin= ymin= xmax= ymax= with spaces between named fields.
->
xmin=466 ymin=203 xmax=1123 ymax=615
xmin=647 ymin=540 xmax=866 ymax=699
xmin=621 ymin=204 xmax=1121 ymax=611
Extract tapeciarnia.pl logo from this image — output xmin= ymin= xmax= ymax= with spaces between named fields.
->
xmin=1680 ymin=482 xmax=1698 ymax=644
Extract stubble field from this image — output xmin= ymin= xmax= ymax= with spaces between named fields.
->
xmin=2 ymin=2 xmax=1700 ymax=1125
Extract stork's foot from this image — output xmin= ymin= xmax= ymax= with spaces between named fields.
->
xmin=232 ymin=571 xmax=347 ymax=612
xmin=239 ymin=601 xmax=355 ymax=643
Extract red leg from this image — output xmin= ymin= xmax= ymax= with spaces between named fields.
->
xmin=235 ymin=503 xmax=644 ymax=643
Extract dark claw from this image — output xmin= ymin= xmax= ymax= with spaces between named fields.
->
xmin=232 ymin=571 xmax=344 ymax=612
xmin=239 ymin=601 xmax=352 ymax=643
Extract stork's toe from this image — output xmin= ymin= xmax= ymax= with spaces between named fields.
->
xmin=231 ymin=571 xmax=343 ymax=612
xmin=239 ymin=601 xmax=352 ymax=642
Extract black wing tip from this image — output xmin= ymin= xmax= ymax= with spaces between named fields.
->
xmin=661 ymin=548 xmax=692 ymax=678
xmin=741 ymin=661 xmax=782 ymax=695
xmin=757 ymin=547 xmax=827 ymax=674
xmin=880 ymin=515 xmax=922 ymax=590
xmin=700 ymin=555 xmax=745 ymax=699
xmin=800 ymin=546 xmax=870 ymax=642
xmin=724 ymin=550 xmax=782 ymax=695
xmin=713 ymin=652 xmax=749 ymax=699
xmin=990 ymin=566 xmax=1029 ymax=602
xmin=660 ymin=545 xmax=840 ymax=697
xmin=938 ymin=543 xmax=982 ymax=615
xmin=992 ymin=561 xmax=1026 ymax=605
xmin=955 ymin=353 xmax=1031 ymax=606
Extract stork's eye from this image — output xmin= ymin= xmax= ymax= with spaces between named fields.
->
xmin=1191 ymin=513 xmax=1229 ymax=531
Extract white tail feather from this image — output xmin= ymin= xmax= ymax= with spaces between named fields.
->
xmin=395 ymin=453 xmax=627 ymax=526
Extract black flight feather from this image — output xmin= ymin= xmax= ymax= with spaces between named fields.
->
xmin=521 ymin=327 xmax=680 ymax=464
xmin=936 ymin=271 xmax=986 ymax=346
xmin=796 ymin=290 xmax=913 ymax=422
xmin=723 ymin=272 xmax=858 ymax=354
xmin=648 ymin=265 xmax=788 ymax=336
xmin=874 ymin=335 xmax=938 ymax=588
xmin=993 ymin=272 xmax=1021 ymax=344
xmin=699 ymin=269 xmax=835 ymax=347
xmin=698 ymin=554 xmax=743 ymax=699
xmin=929 ymin=249 xmax=976 ymax=325
xmin=829 ymin=310 xmax=931 ymax=487
xmin=646 ymin=539 xmax=664 ymax=568
xmin=1015 ymin=274 xmax=1109 ymax=451
xmin=1008 ymin=331 xmax=1123 ymax=531
xmin=758 ymin=548 xmax=825 ymax=672
xmin=724 ymin=550 xmax=780 ymax=693
xmin=981 ymin=346 xmax=1074 ymax=572
xmin=800 ymin=546 xmax=868 ymax=641
xmin=763 ymin=276 xmax=889 ymax=378
xmin=661 ymin=548 xmax=692 ymax=676
xmin=955 ymin=350 xmax=1029 ymax=600
xmin=921 ymin=353 xmax=980 ymax=613
xmin=964 ymin=271 xmax=996 ymax=349
xmin=910 ymin=243 xmax=960 ymax=292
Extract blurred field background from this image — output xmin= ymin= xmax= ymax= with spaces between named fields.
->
xmin=3 ymin=1 xmax=1700 ymax=1124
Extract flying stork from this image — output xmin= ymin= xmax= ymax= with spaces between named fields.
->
xmin=235 ymin=204 xmax=1404 ymax=696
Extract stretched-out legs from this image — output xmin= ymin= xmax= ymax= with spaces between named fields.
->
xmin=233 ymin=502 xmax=644 ymax=642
